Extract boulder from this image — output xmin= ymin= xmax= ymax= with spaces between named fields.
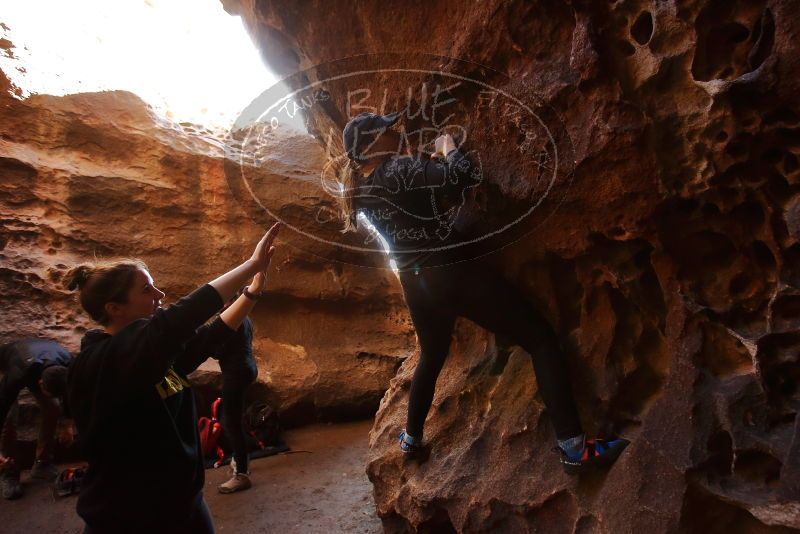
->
xmin=223 ymin=0 xmax=800 ymax=530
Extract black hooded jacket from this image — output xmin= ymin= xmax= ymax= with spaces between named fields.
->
xmin=355 ymin=148 xmax=481 ymax=270
xmin=68 ymin=284 xmax=233 ymax=531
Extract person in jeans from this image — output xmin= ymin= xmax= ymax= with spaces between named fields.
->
xmin=337 ymin=112 xmax=629 ymax=474
xmin=0 ymin=338 xmax=73 ymax=499
xmin=216 ymin=292 xmax=258 ymax=494
xmin=65 ymin=223 xmax=279 ymax=534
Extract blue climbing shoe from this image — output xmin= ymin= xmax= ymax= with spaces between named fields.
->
xmin=398 ymin=430 xmax=422 ymax=456
xmin=555 ymin=437 xmax=630 ymax=475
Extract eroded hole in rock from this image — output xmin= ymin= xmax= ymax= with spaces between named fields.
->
xmin=752 ymin=240 xmax=777 ymax=272
xmin=697 ymin=321 xmax=753 ymax=377
xmin=486 ymin=346 xmax=512 ymax=376
xmin=504 ymin=0 xmax=576 ymax=64
xmin=481 ymin=502 xmax=525 ymax=533
xmin=637 ymin=262 xmax=667 ymax=321
xmin=630 ymin=11 xmax=654 ymax=45
xmin=783 ymin=152 xmax=798 ymax=175
xmin=730 ymin=201 xmax=765 ymax=231
xmin=766 ymin=173 xmax=791 ymax=204
xmin=734 ymin=449 xmax=782 ymax=485
xmin=771 ymin=294 xmax=800 ymax=332
xmin=742 ymin=169 xmax=767 ymax=187
xmin=708 ymin=167 xmax=737 ymax=189
xmin=758 ymin=331 xmax=800 ymax=363
xmin=617 ymin=39 xmax=636 ymax=57
xmin=758 ymin=332 xmax=800 ymax=408
xmin=782 ymin=243 xmax=800 ymax=287
xmin=691 ymin=0 xmax=773 ymax=82
xmin=728 ymin=271 xmax=752 ymax=296
xmin=575 ymin=515 xmax=602 ymax=534
xmin=777 ymin=128 xmax=800 ymax=152
xmin=739 ymin=110 xmax=761 ymax=130
xmin=607 ymin=335 xmax=665 ymax=426
xmin=764 ymin=361 xmax=800 ymax=405
xmin=761 ymin=147 xmax=785 ymax=165
xmin=726 ymin=23 xmax=750 ymax=44
xmin=725 ymin=134 xmax=751 ymax=159
xmin=763 ymin=107 xmax=800 ymax=127
xmin=672 ymin=230 xmax=738 ymax=276
xmin=725 ymin=304 xmax=768 ymax=339
xmin=704 ymin=430 xmax=734 ymax=477
xmin=0 ymin=157 xmax=39 ymax=205
xmin=417 ymin=510 xmax=457 ymax=534
xmin=700 ymin=202 xmax=722 ymax=217
xmin=680 ymin=483 xmax=790 ymax=534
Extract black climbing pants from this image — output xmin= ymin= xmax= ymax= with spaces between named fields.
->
xmin=220 ymin=363 xmax=257 ymax=473
xmin=398 ymin=260 xmax=583 ymax=441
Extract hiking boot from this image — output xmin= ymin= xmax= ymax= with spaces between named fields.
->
xmin=1 ymin=472 xmax=22 ymax=500
xmin=30 ymin=460 xmax=59 ymax=482
xmin=218 ymin=472 xmax=252 ymax=494
xmin=555 ymin=437 xmax=630 ymax=475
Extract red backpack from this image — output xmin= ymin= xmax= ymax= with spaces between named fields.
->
xmin=198 ymin=398 xmax=226 ymax=468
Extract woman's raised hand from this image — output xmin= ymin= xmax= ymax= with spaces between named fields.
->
xmin=250 ymin=222 xmax=281 ymax=273
xmin=209 ymin=222 xmax=281 ymax=302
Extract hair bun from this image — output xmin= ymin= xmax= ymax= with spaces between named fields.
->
xmin=64 ymin=264 xmax=93 ymax=291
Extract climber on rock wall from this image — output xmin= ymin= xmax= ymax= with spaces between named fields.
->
xmin=337 ymin=112 xmax=629 ymax=474
xmin=64 ymin=223 xmax=279 ymax=534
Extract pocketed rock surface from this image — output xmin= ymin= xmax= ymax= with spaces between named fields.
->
xmin=221 ymin=0 xmax=800 ymax=531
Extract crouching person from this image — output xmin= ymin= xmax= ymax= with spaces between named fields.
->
xmin=65 ymin=223 xmax=279 ymax=534
xmin=0 ymin=338 xmax=73 ymax=500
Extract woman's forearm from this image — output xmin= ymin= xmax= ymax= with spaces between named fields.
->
xmin=209 ymin=223 xmax=280 ymax=302
xmin=208 ymin=260 xmax=260 ymax=303
xmin=219 ymin=294 xmax=257 ymax=330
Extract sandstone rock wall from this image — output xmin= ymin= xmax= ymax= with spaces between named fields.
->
xmin=222 ymin=0 xmax=800 ymax=531
xmin=0 ymin=45 xmax=414 ymax=425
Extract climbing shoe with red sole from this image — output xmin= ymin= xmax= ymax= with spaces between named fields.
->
xmin=555 ymin=437 xmax=630 ymax=475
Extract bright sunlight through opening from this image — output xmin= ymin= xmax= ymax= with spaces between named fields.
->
xmin=0 ymin=0 xmax=306 ymax=132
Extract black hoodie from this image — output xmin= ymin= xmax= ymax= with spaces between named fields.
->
xmin=68 ymin=284 xmax=232 ymax=532
xmin=355 ymin=149 xmax=480 ymax=271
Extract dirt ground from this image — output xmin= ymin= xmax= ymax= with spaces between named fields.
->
xmin=0 ymin=419 xmax=383 ymax=533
